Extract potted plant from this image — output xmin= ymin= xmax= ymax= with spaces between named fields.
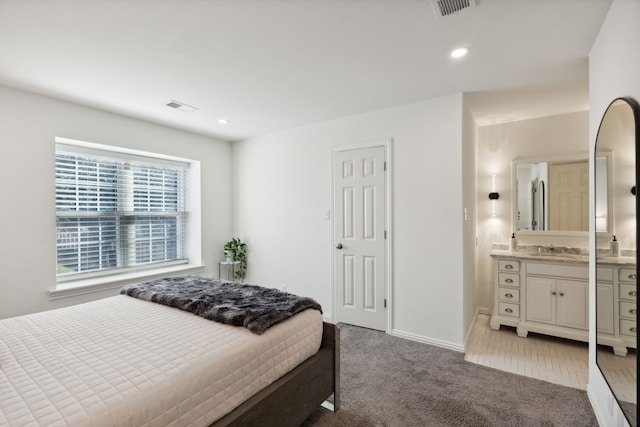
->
xmin=223 ymin=237 xmax=247 ymax=281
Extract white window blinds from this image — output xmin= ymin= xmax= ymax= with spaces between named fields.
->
xmin=55 ymin=141 xmax=189 ymax=280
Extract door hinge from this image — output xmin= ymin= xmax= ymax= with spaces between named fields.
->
xmin=384 ymin=299 xmax=387 ymax=308
xmin=384 ymin=230 xmax=387 ymax=239
xmin=384 ymin=161 xmax=387 ymax=171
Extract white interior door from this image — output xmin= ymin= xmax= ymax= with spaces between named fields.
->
xmin=549 ymin=161 xmax=588 ymax=231
xmin=333 ymin=145 xmax=386 ymax=331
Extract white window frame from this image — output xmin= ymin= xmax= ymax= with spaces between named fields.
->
xmin=51 ymin=137 xmax=203 ymax=299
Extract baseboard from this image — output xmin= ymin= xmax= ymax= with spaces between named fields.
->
xmin=391 ymin=328 xmax=464 ymax=353
xmin=322 ymin=314 xmax=334 ymax=323
xmin=463 ymin=307 xmax=492 ymax=350
xmin=477 ymin=307 xmax=492 ymax=315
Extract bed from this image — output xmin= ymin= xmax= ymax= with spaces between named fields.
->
xmin=0 ymin=277 xmax=339 ymax=427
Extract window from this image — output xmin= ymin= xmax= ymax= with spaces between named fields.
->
xmin=55 ymin=139 xmax=190 ymax=281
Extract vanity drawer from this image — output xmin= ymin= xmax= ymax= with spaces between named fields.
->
xmin=619 ymin=301 xmax=637 ymax=319
xmin=498 ymin=273 xmax=520 ymax=287
xmin=498 ymin=260 xmax=520 ymax=272
xmin=526 ymin=262 xmax=588 ymax=280
xmin=596 ymin=268 xmax=614 ymax=282
xmin=619 ymin=284 xmax=637 ymax=301
xmin=498 ymin=287 xmax=520 ymax=303
xmin=498 ymin=302 xmax=520 ymax=318
xmin=619 ymin=319 xmax=637 ymax=337
xmin=619 ymin=268 xmax=637 ymax=283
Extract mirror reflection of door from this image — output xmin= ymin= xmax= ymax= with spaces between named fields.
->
xmin=548 ymin=161 xmax=588 ymax=231
xmin=516 ymin=162 xmax=549 ymax=231
xmin=514 ymin=158 xmax=599 ymax=233
xmin=595 ymin=97 xmax=638 ymax=427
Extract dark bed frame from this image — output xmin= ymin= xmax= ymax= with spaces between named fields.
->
xmin=211 ymin=322 xmax=340 ymax=427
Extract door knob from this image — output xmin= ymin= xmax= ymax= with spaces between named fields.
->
xmin=336 ymin=243 xmax=343 ymax=249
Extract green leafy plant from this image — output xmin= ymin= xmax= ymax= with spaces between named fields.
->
xmin=223 ymin=237 xmax=247 ymax=281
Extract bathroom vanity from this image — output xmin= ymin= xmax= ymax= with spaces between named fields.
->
xmin=490 ymin=248 xmax=637 ymax=356
xmin=596 ymin=262 xmax=638 ymax=355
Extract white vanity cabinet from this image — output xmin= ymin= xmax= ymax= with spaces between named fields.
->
xmin=618 ymin=267 xmax=637 ymax=350
xmin=525 ymin=276 xmax=589 ymax=330
xmin=491 ymin=253 xmax=637 ymax=355
xmin=517 ymin=261 xmax=589 ymax=342
xmin=597 ymin=265 xmax=637 ymax=356
xmin=489 ymin=259 xmax=521 ymax=330
xmin=489 ymin=255 xmax=590 ymax=342
xmin=596 ymin=267 xmax=615 ymax=335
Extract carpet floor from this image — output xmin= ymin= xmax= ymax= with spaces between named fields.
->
xmin=302 ymin=324 xmax=598 ymax=427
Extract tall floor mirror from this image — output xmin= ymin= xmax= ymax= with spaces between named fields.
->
xmin=595 ymin=97 xmax=639 ymax=426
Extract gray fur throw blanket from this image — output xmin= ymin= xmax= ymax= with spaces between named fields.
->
xmin=120 ymin=276 xmax=322 ymax=335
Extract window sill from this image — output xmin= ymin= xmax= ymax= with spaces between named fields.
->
xmin=49 ymin=264 xmax=206 ymax=300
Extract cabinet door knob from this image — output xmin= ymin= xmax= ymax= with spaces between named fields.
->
xmin=505 ymin=278 xmax=514 ymax=284
xmin=559 ymin=292 xmax=564 ymax=297
xmin=630 ymin=309 xmax=637 ymax=315
xmin=505 ymin=264 xmax=513 ymax=270
xmin=630 ymin=291 xmax=638 ymax=297
xmin=629 ymin=274 xmax=637 ymax=280
xmin=631 ymin=327 xmax=638 ymax=333
xmin=551 ymin=291 xmax=557 ymax=296
xmin=336 ymin=243 xmax=343 ymax=249
xmin=505 ymin=293 xmax=513 ymax=298
xmin=505 ymin=308 xmax=513 ymax=313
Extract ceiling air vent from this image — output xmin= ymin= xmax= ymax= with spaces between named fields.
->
xmin=165 ymin=100 xmax=198 ymax=113
xmin=431 ymin=0 xmax=476 ymax=18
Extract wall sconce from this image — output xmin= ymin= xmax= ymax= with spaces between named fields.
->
xmin=631 ymin=185 xmax=636 ymax=196
xmin=489 ymin=175 xmax=499 ymax=217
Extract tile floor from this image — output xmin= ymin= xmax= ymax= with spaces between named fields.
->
xmin=465 ymin=313 xmax=589 ymax=389
xmin=596 ymin=347 xmax=637 ymax=402
xmin=466 ymin=313 xmax=637 ymax=394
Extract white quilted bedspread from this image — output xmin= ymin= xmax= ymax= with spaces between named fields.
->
xmin=0 ymin=295 xmax=322 ymax=427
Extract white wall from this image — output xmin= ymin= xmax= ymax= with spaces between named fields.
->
xmin=0 ymin=85 xmax=233 ymax=319
xmin=233 ymin=94 xmax=471 ymax=349
xmin=588 ymin=0 xmax=640 ymax=425
xmin=462 ymin=99 xmax=478 ymax=341
xmin=475 ymin=111 xmax=590 ymax=310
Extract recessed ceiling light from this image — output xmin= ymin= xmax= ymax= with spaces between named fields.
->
xmin=218 ymin=118 xmax=229 ymax=125
xmin=450 ymin=47 xmax=468 ymax=59
xmin=165 ymin=100 xmax=198 ymax=113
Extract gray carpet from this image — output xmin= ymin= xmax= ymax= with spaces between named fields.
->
xmin=302 ymin=324 xmax=597 ymax=427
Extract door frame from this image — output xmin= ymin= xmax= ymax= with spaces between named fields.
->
xmin=331 ymin=138 xmax=393 ymax=333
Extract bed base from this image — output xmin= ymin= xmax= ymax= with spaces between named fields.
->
xmin=211 ymin=322 xmax=340 ymax=427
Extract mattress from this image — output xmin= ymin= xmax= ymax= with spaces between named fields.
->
xmin=0 ymin=294 xmax=322 ymax=427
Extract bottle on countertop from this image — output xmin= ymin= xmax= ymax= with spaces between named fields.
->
xmin=610 ymin=235 xmax=620 ymax=257
xmin=510 ymin=233 xmax=518 ymax=252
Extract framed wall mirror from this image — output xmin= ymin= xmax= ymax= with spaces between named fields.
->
xmin=513 ymin=153 xmax=611 ymax=234
xmin=595 ymin=97 xmax=639 ymax=427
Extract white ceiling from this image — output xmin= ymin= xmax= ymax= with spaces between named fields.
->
xmin=0 ymin=0 xmax=612 ymax=141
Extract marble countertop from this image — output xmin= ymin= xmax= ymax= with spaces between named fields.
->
xmin=490 ymin=248 xmax=636 ymax=267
